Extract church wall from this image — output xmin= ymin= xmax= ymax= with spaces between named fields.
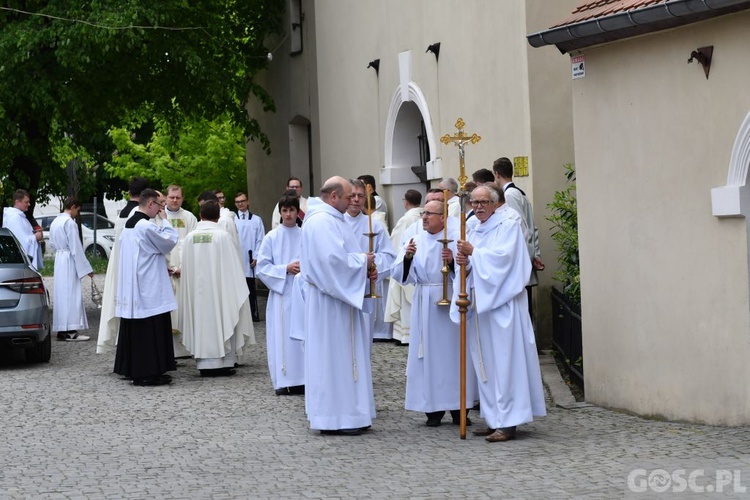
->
xmin=571 ymin=12 xmax=750 ymax=424
xmin=311 ymin=0 xmax=533 ymax=223
xmin=246 ymin=1 xmax=321 ymax=228
xmin=247 ymin=0 xmax=579 ymax=343
xmin=524 ymin=0 xmax=579 ymax=348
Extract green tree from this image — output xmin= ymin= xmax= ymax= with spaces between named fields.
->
xmin=0 ymin=1 xmax=282 ymax=208
xmin=107 ymin=111 xmax=247 ymax=213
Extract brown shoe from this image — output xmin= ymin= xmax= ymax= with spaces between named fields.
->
xmin=471 ymin=427 xmax=495 ymax=437
xmin=485 ymin=429 xmax=516 ymax=442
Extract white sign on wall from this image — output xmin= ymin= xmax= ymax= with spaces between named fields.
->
xmin=571 ymin=54 xmax=585 ymax=79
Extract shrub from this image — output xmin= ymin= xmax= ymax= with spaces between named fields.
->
xmin=546 ymin=163 xmax=580 ymax=305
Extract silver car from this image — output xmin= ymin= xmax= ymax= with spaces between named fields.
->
xmin=0 ymin=228 xmax=51 ymax=363
xmin=39 ymin=212 xmax=116 ymax=260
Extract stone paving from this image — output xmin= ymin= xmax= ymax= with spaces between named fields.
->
xmin=1 ymin=276 xmax=750 ymax=498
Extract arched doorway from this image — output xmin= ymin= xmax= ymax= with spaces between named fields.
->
xmin=382 ymin=82 xmax=438 ymax=224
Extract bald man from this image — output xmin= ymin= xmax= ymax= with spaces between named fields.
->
xmin=299 ymin=176 xmax=377 ymax=436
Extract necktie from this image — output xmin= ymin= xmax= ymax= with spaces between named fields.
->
xmin=241 ymin=213 xmax=245 ymax=219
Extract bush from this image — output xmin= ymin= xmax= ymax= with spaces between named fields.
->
xmin=546 ymin=164 xmax=580 ymax=305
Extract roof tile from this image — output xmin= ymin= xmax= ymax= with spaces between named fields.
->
xmin=552 ymin=0 xmax=668 ymax=28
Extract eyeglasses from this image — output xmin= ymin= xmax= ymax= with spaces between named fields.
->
xmin=217 ymin=196 xmax=226 ymax=201
xmin=470 ymin=199 xmax=492 ymax=207
xmin=288 ymin=185 xmax=302 ymax=190
xmin=420 ymin=210 xmax=443 ymax=217
xmin=235 ymin=199 xmax=248 ymax=204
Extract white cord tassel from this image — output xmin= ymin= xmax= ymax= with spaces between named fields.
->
xmin=472 ymin=290 xmax=488 ymax=383
xmin=280 ymin=295 xmax=286 ymax=375
xmin=351 ymin=307 xmax=358 ymax=382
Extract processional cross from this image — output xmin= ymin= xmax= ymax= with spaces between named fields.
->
xmin=440 ymin=118 xmax=481 ymax=440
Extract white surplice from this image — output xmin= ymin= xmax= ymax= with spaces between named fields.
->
xmin=3 ymin=206 xmax=42 ymax=270
xmin=49 ymin=213 xmax=93 ymax=332
xmin=447 ymin=196 xmax=461 ymax=218
xmin=177 ymin=221 xmax=255 ymax=369
xmin=235 ymin=211 xmax=265 ymax=278
xmin=502 ymin=182 xmax=541 ymax=286
xmin=301 ymin=198 xmax=372 ymax=431
xmin=165 ymin=207 xmax=198 ymax=357
xmin=384 ymin=207 xmax=422 ymax=344
xmin=256 ymin=224 xmax=304 ymax=390
xmin=116 ymin=213 xmax=179 ymax=319
xmin=96 ymin=200 xmax=138 ymax=353
xmin=391 ymin=222 xmax=478 ymax=413
xmin=450 ymin=211 xmax=546 ymax=430
xmin=344 ymin=212 xmax=395 ymax=341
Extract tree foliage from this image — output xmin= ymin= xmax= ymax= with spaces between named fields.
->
xmin=0 ymin=1 xmax=283 ymax=206
xmin=107 ymin=111 xmax=247 ymax=213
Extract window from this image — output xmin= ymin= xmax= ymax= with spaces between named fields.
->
xmin=0 ymin=235 xmax=25 ymax=264
xmin=289 ymin=0 xmax=303 ymax=55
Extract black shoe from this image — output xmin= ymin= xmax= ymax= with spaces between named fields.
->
xmin=133 ymin=375 xmax=171 ymax=387
xmin=289 ymin=385 xmax=305 ymax=395
xmin=450 ymin=409 xmax=472 ymax=426
xmin=425 ymin=411 xmax=445 ymax=427
xmin=320 ymin=428 xmax=363 ymax=436
xmin=57 ymin=332 xmax=68 ymax=341
xmin=200 ymin=368 xmax=236 ymax=377
xmin=275 ymin=387 xmax=292 ymax=395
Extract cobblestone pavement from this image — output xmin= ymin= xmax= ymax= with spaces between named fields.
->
xmin=1 ymin=277 xmax=749 ymax=498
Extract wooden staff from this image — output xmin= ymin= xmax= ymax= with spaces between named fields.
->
xmin=441 ymin=118 xmax=481 ymax=439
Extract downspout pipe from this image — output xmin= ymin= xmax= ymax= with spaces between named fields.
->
xmin=528 ymin=0 xmax=750 ymax=52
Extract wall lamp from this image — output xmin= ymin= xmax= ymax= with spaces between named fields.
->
xmin=426 ymin=42 xmax=440 ymax=61
xmin=688 ymin=46 xmax=713 ymax=79
xmin=367 ymin=59 xmax=380 ymax=75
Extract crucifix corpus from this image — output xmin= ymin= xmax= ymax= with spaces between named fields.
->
xmin=440 ymin=117 xmax=481 ymax=440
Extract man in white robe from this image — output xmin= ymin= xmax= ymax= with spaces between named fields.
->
xmin=164 ymin=184 xmax=197 ymax=358
xmin=453 ymin=185 xmax=546 ymax=442
xmin=177 ymin=201 xmax=255 ymax=377
xmin=3 ymin=189 xmax=43 ymax=270
xmin=49 ymin=197 xmax=94 ymax=341
xmin=384 ymin=189 xmax=423 ymax=345
xmin=386 ymin=189 xmax=456 ymax=344
xmin=257 ymin=194 xmax=304 ymax=395
xmin=493 ymin=157 xmax=545 ymax=324
xmin=234 ymin=191 xmax=265 ymax=322
xmin=114 ymin=189 xmax=179 ymax=386
xmin=438 ymin=178 xmax=462 ymax=218
xmin=344 ymin=180 xmax=395 ymax=344
xmin=97 ymin=176 xmax=149 ymax=353
xmin=391 ymin=200 xmax=477 ymax=427
xmin=301 ymin=176 xmax=376 ymax=436
xmin=270 ymin=177 xmax=309 ymax=230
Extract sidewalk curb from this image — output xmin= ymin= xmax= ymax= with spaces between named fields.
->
xmin=538 ymin=350 xmax=591 ymax=409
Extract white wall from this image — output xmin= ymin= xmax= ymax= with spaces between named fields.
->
xmin=571 ymin=12 xmax=750 ymax=424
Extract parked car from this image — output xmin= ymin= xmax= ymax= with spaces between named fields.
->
xmin=38 ymin=212 xmax=116 ymax=260
xmin=0 ymin=228 xmax=51 ymax=363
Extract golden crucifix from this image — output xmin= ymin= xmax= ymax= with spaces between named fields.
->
xmin=440 ymin=117 xmax=481 ymax=440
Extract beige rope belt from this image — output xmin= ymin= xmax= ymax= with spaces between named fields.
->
xmin=416 ymin=282 xmax=442 ymax=359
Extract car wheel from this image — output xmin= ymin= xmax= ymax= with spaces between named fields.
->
xmin=26 ymin=327 xmax=51 ymax=363
xmin=86 ymin=244 xmax=107 ymax=260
